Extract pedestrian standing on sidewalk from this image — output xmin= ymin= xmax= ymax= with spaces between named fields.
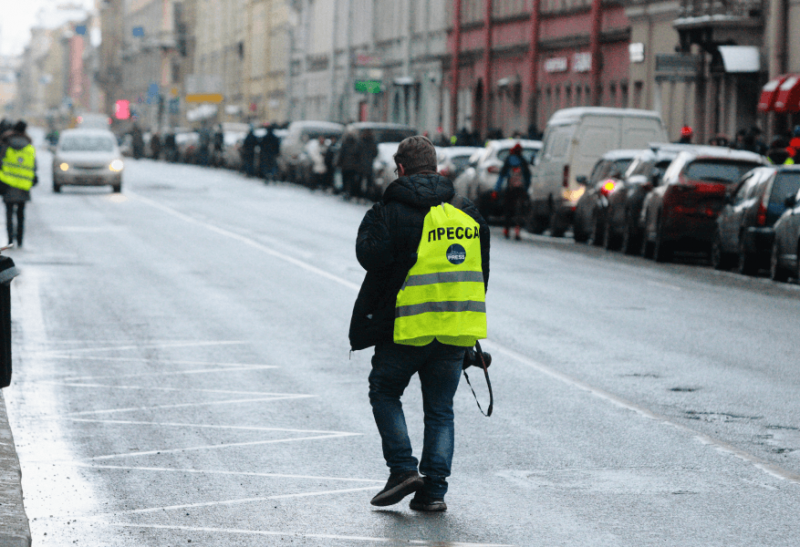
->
xmin=350 ymin=136 xmax=490 ymax=512
xmin=0 ymin=121 xmax=37 ymax=248
xmin=305 ymin=136 xmax=328 ymax=190
xmin=494 ymin=143 xmax=531 ymax=240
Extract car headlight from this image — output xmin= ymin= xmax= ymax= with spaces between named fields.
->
xmin=109 ymin=159 xmax=124 ymax=172
xmin=59 ymin=163 xmax=69 ymax=171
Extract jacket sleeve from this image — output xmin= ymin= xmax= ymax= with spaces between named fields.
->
xmin=494 ymin=158 xmax=511 ymax=192
xmin=356 ymin=203 xmax=395 ymax=271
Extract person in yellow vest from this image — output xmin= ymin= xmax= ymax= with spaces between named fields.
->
xmin=0 ymin=121 xmax=37 ymax=248
xmin=350 ymin=136 xmax=490 ymax=512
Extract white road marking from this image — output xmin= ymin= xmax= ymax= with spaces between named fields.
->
xmin=66 ymin=463 xmax=383 ymax=483
xmin=66 ymin=418 xmax=361 ymax=435
xmin=87 ymin=485 xmax=381 ymax=517
xmin=63 ymin=394 xmax=314 ymax=417
xmin=39 ymin=381 xmax=292 ymax=396
xmin=87 ymin=433 xmax=359 ymax=461
xmin=92 ymin=523 xmax=515 ymax=546
xmin=129 ymin=191 xmax=361 ymax=291
xmin=130 ymin=194 xmax=800 ymax=486
xmin=58 ymin=365 xmax=275 ymax=382
xmin=484 ymin=341 xmax=800 ymax=485
xmin=32 ymin=339 xmax=245 ymax=357
xmin=50 ymin=355 xmax=276 ymax=367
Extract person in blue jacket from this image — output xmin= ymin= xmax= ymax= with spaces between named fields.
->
xmin=494 ymin=143 xmax=531 ymax=240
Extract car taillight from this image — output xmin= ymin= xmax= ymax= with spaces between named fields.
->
xmin=756 ymin=199 xmax=767 ymax=226
xmin=491 ymin=191 xmax=498 ymax=200
xmin=487 ymin=165 xmax=500 ymax=174
xmin=563 ymin=165 xmax=570 ymax=188
xmin=599 ymin=179 xmax=616 ymax=196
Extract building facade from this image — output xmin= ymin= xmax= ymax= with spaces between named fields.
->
xmin=244 ymin=0 xmax=289 ymax=122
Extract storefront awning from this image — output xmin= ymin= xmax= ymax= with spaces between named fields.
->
xmin=758 ymin=75 xmax=790 ymax=112
xmin=718 ymin=46 xmax=760 ymax=73
xmin=774 ymin=75 xmax=800 ymax=113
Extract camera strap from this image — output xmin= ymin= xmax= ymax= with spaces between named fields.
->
xmin=462 ymin=341 xmax=493 ymax=417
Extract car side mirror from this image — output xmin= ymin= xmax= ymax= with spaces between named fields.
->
xmin=785 ymin=195 xmax=797 ymax=209
xmin=576 ymin=175 xmax=587 ymax=186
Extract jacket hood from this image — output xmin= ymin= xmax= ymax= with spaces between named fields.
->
xmin=383 ymin=173 xmax=455 ymax=209
xmin=5 ymin=134 xmax=31 ymax=150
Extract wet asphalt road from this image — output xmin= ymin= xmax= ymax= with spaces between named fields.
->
xmin=4 ymin=148 xmax=800 ymax=546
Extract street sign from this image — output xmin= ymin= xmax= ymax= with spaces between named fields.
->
xmin=185 ymin=93 xmax=224 ymax=103
xmin=355 ymin=80 xmax=382 ymax=94
xmin=132 ymin=26 xmax=144 ymax=37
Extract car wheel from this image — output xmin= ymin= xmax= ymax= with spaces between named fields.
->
xmin=770 ymin=242 xmax=789 ymax=282
xmin=737 ymin=238 xmax=758 ymax=276
xmin=640 ymin=213 xmax=654 ymax=259
xmin=53 ymin=183 xmax=61 ymax=193
xmin=526 ymin=211 xmax=547 ymax=234
xmin=573 ymin=214 xmax=588 ymax=243
xmin=621 ymin=219 xmax=638 ymax=256
xmin=711 ymin=230 xmax=733 ymax=270
xmin=653 ymin=220 xmax=673 ymax=263
xmin=112 ymin=184 xmax=121 ymax=193
xmin=550 ymin=210 xmax=566 ymax=238
xmin=603 ymin=219 xmax=621 ymax=251
xmin=590 ymin=212 xmax=604 ymax=247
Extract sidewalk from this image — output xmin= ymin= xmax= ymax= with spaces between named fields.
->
xmin=0 ymin=389 xmax=30 ymax=547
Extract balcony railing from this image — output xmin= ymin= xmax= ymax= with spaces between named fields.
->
xmin=677 ymin=0 xmax=763 ymax=19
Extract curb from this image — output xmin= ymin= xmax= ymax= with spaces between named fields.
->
xmin=0 ymin=389 xmax=31 ymax=547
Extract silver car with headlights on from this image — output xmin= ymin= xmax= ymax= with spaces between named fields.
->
xmin=52 ymin=129 xmax=123 ymax=193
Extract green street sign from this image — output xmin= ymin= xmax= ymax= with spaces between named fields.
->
xmin=355 ymin=80 xmax=382 ymax=94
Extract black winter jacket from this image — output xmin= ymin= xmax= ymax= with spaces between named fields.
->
xmin=349 ymin=173 xmax=490 ymax=351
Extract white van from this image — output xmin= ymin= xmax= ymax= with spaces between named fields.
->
xmin=528 ymin=108 xmax=667 ymax=236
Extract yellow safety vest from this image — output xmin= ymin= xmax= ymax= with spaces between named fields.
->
xmin=0 ymin=144 xmax=36 ymax=191
xmin=394 ymin=202 xmax=487 ymax=347
xmin=785 ymin=157 xmax=796 ymax=165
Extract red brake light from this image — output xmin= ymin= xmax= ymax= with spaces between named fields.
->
xmin=563 ymin=165 xmax=570 ymax=188
xmin=600 ymin=179 xmax=616 ymax=196
xmin=491 ymin=191 xmax=498 ymax=200
xmin=487 ymin=165 xmax=500 ymax=174
xmin=756 ymin=200 xmax=767 ymax=226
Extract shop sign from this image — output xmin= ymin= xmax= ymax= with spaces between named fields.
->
xmin=629 ymin=43 xmax=645 ymax=63
xmin=572 ymin=52 xmax=592 ymax=73
xmin=544 ymin=57 xmax=568 ymax=73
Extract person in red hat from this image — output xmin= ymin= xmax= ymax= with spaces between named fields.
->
xmin=677 ymin=125 xmax=693 ymax=144
xmin=494 ymin=143 xmax=531 ymax=240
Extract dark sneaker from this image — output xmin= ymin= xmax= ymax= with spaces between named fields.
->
xmin=370 ymin=470 xmax=423 ymax=507
xmin=409 ymin=491 xmax=447 ymax=512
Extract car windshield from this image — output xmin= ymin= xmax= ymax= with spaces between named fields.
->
xmin=610 ymin=159 xmax=633 ymax=177
xmin=497 ymin=147 xmax=539 ymax=164
xmin=450 ymin=155 xmax=473 ymax=170
xmin=60 ymin=135 xmax=115 ymax=152
xmin=770 ymin=172 xmax=800 ymax=205
xmin=684 ymin=160 xmax=762 ymax=184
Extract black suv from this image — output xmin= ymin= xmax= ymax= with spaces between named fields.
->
xmin=712 ymin=166 xmax=800 ymax=275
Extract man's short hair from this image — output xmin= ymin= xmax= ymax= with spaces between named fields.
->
xmin=13 ymin=120 xmax=27 ymax=134
xmin=394 ymin=136 xmax=437 ymax=175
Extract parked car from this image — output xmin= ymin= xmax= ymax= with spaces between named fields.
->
xmin=372 ymin=142 xmax=401 ymax=199
xmin=529 ymin=107 xmax=667 ymax=236
xmin=437 ymin=146 xmax=482 ymax=180
xmin=175 ymin=131 xmax=199 ymax=163
xmin=712 ymin=166 xmax=800 ymax=274
xmin=52 ymin=128 xmax=123 ymax=193
xmin=572 ymin=149 xmax=639 ymax=244
xmin=770 ymin=185 xmax=800 ymax=281
xmin=640 ymin=148 xmax=766 ymax=262
xmin=604 ymin=143 xmax=708 ymax=254
xmin=278 ymin=121 xmax=344 ymax=182
xmin=452 ymin=139 xmax=542 ymax=220
xmin=345 ymin=122 xmax=416 ymax=145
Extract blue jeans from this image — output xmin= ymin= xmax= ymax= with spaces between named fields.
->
xmin=369 ymin=340 xmax=465 ymax=498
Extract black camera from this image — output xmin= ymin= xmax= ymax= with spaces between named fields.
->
xmin=463 ymin=348 xmax=491 ymax=370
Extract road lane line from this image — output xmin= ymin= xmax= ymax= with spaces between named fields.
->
xmin=32 ymin=339 xmax=245 ymax=357
xmin=66 ymin=418 xmax=362 ymax=435
xmin=63 ymin=394 xmax=315 ymax=416
xmin=131 ymin=185 xmax=800 ymax=486
xmin=484 ymin=341 xmax=800 ymax=485
xmin=90 ymin=523 xmax=515 ymax=546
xmin=49 ymin=356 xmax=277 ymax=367
xmin=57 ymin=365 xmax=275 ymax=382
xmin=38 ymin=381 xmax=295 ymax=396
xmin=129 ymin=191 xmax=362 ymax=291
xmin=87 ymin=433 xmax=360 ymax=461
xmin=86 ymin=485 xmax=381 ymax=517
xmin=65 ymin=463 xmax=384 ymax=483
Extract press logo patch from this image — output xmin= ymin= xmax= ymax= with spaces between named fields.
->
xmin=446 ymin=244 xmax=466 ymax=265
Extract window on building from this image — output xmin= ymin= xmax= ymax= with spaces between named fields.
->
xmin=633 ymin=81 xmax=643 ymax=109
xmin=621 ymin=82 xmax=629 ymax=108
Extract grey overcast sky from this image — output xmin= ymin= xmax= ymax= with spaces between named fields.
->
xmin=1 ymin=0 xmax=95 ymax=57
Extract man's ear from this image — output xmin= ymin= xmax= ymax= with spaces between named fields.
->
xmin=396 ymin=163 xmax=405 ymax=177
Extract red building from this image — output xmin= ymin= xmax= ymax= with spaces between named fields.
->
xmin=448 ymin=0 xmax=632 ymax=139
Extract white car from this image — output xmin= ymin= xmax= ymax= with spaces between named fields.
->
xmin=452 ymin=139 xmax=542 ymax=219
xmin=372 ymin=142 xmax=401 ymax=200
xmin=52 ymin=129 xmax=124 ymax=193
xmin=437 ymin=146 xmax=482 ymax=180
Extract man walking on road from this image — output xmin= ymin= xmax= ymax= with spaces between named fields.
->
xmin=350 ymin=136 xmax=490 ymax=512
xmin=0 ymin=120 xmax=36 ymax=248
